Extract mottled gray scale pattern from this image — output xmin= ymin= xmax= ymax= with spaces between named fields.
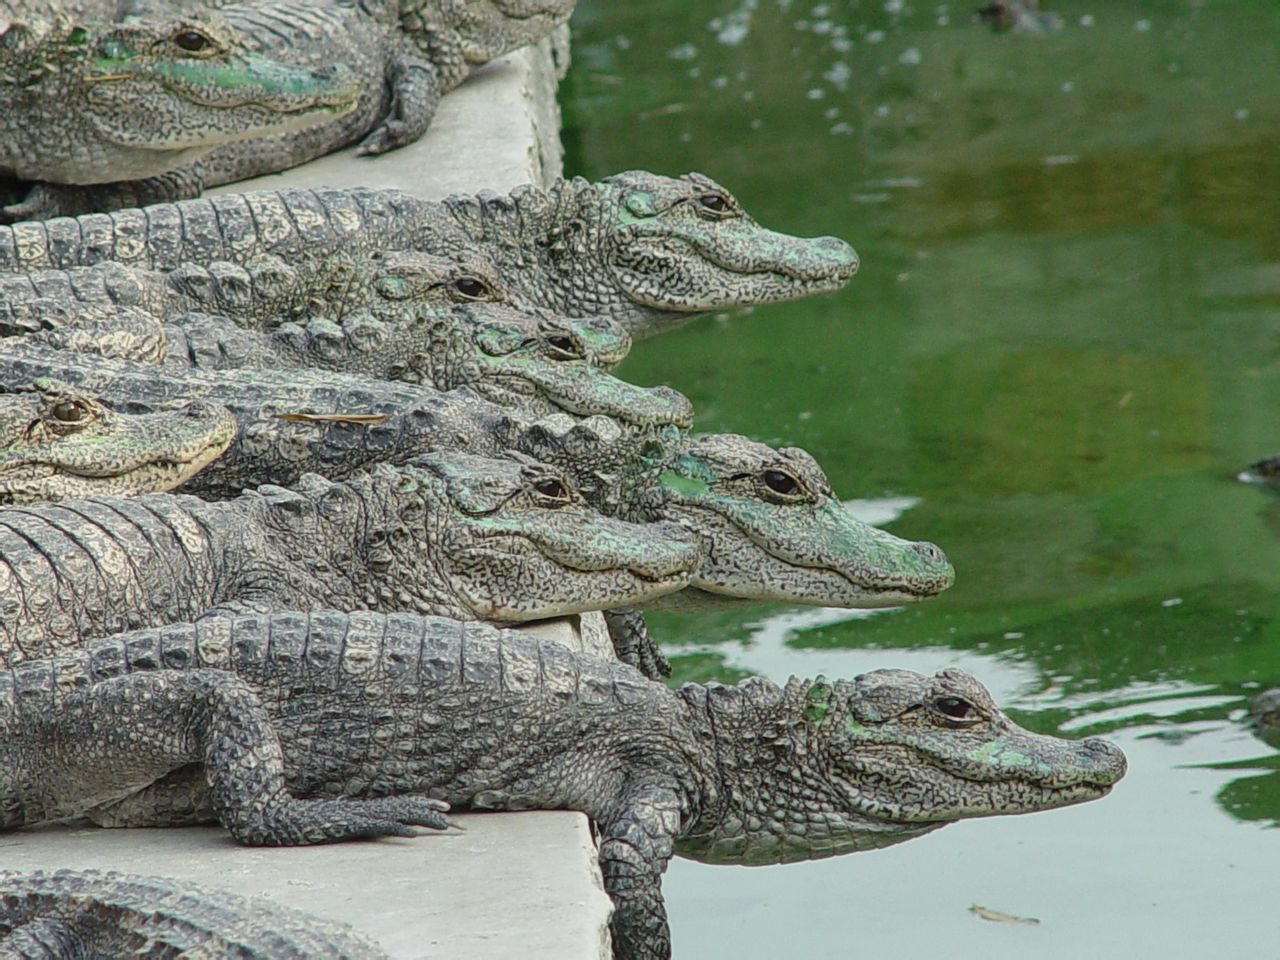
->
xmin=0 ymin=611 xmax=1125 ymax=960
xmin=0 ymin=174 xmax=855 ymax=342
xmin=0 ymin=454 xmax=701 ymax=665
xmin=0 ymin=868 xmax=390 ymax=959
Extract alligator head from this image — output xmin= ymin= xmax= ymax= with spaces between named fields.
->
xmin=0 ymin=14 xmax=360 ymax=183
xmin=0 ymin=378 xmax=235 ymax=503
xmin=416 ymin=305 xmax=692 ymax=428
xmin=381 ymin=453 xmax=704 ymax=622
xmin=636 ymin=433 xmax=954 ymax=609
xmin=676 ymin=668 xmax=1127 ymax=865
xmin=444 ymin=171 xmax=858 ymax=339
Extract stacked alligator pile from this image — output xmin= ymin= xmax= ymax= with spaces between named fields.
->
xmin=0 ymin=7 xmax=1127 ymax=960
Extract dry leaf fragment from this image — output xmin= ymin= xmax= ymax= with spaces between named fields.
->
xmin=970 ymin=905 xmax=1041 ymax=925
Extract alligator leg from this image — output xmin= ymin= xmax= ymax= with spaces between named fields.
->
xmin=33 ymin=671 xmax=455 ymax=845
xmin=84 ymin=764 xmax=215 ymax=828
xmin=356 ymin=54 xmax=442 ymax=156
xmin=603 ymin=610 xmax=671 ymax=680
xmin=598 ymin=784 xmax=682 ymax=960
xmin=0 ymin=166 xmax=208 ymax=223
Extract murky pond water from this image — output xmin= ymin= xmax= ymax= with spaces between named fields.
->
xmin=561 ymin=1 xmax=1280 ymax=955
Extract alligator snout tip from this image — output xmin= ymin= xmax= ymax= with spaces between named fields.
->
xmin=815 ymin=236 xmax=859 ymax=276
xmin=1080 ymin=736 xmax=1128 ymax=783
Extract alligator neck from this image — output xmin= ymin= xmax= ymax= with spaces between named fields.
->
xmin=673 ymin=678 xmax=944 ymax=865
xmin=439 ymin=178 xmax=624 ymax=317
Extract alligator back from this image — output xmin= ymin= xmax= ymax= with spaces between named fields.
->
xmin=0 ymin=869 xmax=390 ymax=959
xmin=0 ymin=187 xmax=431 ymax=271
xmin=0 ymin=341 xmax=510 ymax=495
xmin=0 ymin=493 xmax=232 ymax=665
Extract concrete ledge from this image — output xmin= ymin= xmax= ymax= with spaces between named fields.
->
xmin=209 ymin=29 xmax=570 ymax=200
xmin=12 ymin=27 xmax=614 ymax=960
xmin=0 ymin=816 xmax=614 ymax=960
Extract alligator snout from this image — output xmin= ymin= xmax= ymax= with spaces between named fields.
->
xmin=627 ymin=522 xmax=704 ymax=579
xmin=1078 ymin=737 xmax=1128 ymax=784
xmin=810 ymin=235 xmax=859 ymax=279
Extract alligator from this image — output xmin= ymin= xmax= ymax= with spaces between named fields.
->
xmin=0 ymin=348 xmax=951 ymax=675
xmin=0 ymin=377 xmax=235 ymax=504
xmin=0 ymin=254 xmax=644 ymax=400
xmin=0 ymin=869 xmax=389 ymax=959
xmin=0 ymin=174 xmax=858 ymax=340
xmin=3 ymin=0 xmax=576 ymax=219
xmin=0 ymin=13 xmax=360 ymax=222
xmin=0 ymin=611 xmax=1129 ymax=959
xmin=515 ymin=422 xmax=956 ymax=676
xmin=0 ymin=453 xmax=701 ymax=665
xmin=0 ymin=341 xmax=690 ymax=494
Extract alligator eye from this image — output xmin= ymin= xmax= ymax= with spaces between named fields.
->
xmin=697 ymin=194 xmax=731 ymax=214
xmin=761 ymin=469 xmax=802 ymax=497
xmin=542 ymin=333 xmax=583 ymax=360
xmin=933 ymin=696 xmax=977 ymax=721
xmin=50 ymin=400 xmax=89 ymax=423
xmin=172 ymin=30 xmax=212 ymax=53
xmin=453 ymin=276 xmax=491 ymax=300
xmin=531 ymin=476 xmax=572 ymax=503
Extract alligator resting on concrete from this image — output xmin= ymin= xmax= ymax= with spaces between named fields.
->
xmin=0 ymin=378 xmax=235 ymax=504
xmin=0 ymin=868 xmax=389 ymax=959
xmin=1 ymin=0 xmax=576 ymax=218
xmin=0 ymin=13 xmax=359 ymax=221
xmin=0 ymin=454 xmax=701 ymax=665
xmin=0 ymin=175 xmax=858 ymax=340
xmin=0 ymin=612 xmax=1129 ymax=959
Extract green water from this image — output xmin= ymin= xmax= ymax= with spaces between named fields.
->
xmin=561 ymin=2 xmax=1280 ymax=956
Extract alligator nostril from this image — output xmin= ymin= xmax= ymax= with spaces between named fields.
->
xmin=911 ymin=541 xmax=948 ymax=565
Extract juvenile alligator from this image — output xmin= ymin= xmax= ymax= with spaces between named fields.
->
xmin=0 ymin=611 xmax=1129 ymax=959
xmin=5 ymin=0 xmax=576 ymax=218
xmin=0 ymin=14 xmax=360 ymax=221
xmin=0 ymin=255 xmax=642 ymax=401
xmin=0 ymin=174 xmax=858 ymax=339
xmin=0 ymin=453 xmax=700 ymax=665
xmin=516 ymin=422 xmax=955 ymax=676
xmin=0 ymin=869 xmax=389 ymax=959
xmin=0 ymin=378 xmax=235 ymax=503
xmin=0 ymin=341 xmax=689 ymax=493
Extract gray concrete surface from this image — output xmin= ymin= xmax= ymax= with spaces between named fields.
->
xmin=10 ymin=28 xmax=616 ymax=960
xmin=1 ymin=816 xmax=614 ymax=960
xmin=209 ymin=30 xmax=570 ymax=200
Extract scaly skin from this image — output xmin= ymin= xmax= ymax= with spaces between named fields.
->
xmin=0 ymin=341 xmax=690 ymax=494
xmin=0 ymin=14 xmax=359 ymax=217
xmin=5 ymin=0 xmax=576 ymax=216
xmin=0 ymin=612 xmax=1128 ymax=959
xmin=0 ymin=378 xmax=235 ymax=504
xmin=0 ymin=176 xmax=857 ymax=340
xmin=0 ymin=869 xmax=390 ymax=959
xmin=0 ymin=455 xmax=701 ymax=665
xmin=516 ymin=422 xmax=955 ymax=675
xmin=0 ymin=255 xmax=648 ymax=415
